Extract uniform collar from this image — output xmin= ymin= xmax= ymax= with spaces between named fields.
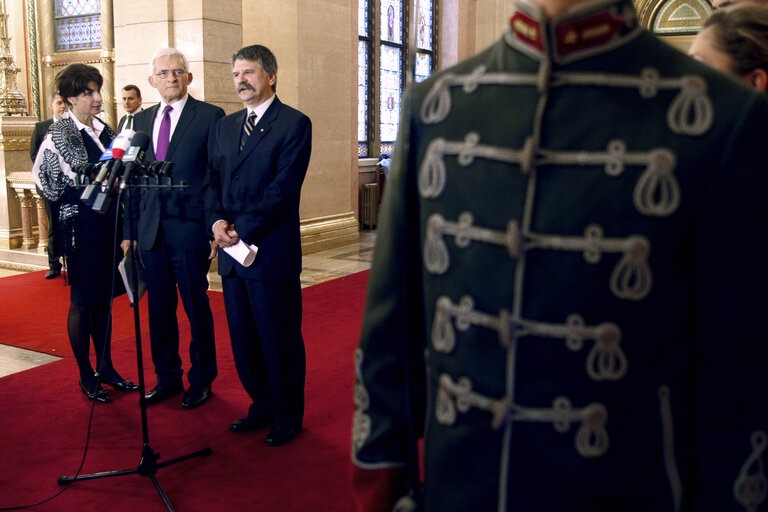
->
xmin=506 ymin=0 xmax=641 ymax=64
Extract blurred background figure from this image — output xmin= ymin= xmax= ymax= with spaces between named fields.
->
xmin=30 ymin=92 xmax=68 ymax=279
xmin=690 ymin=3 xmax=768 ymax=90
xmin=117 ymin=84 xmax=142 ymax=132
xmin=711 ymin=0 xmax=766 ymax=10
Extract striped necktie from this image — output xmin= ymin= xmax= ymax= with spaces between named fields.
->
xmin=240 ymin=112 xmax=256 ymax=151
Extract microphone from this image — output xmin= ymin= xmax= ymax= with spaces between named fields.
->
xmin=119 ymin=131 xmax=151 ymax=189
xmin=80 ymin=130 xmax=134 ymax=204
xmin=92 ymin=159 xmax=124 ymax=212
xmin=109 ymin=129 xmax=135 ymax=160
xmin=73 ymin=163 xmax=97 ymax=186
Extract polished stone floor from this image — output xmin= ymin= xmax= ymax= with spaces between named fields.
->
xmin=0 ymin=231 xmax=375 ymax=379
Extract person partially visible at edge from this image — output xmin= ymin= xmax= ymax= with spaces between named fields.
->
xmin=32 ymin=63 xmax=138 ymax=404
xmin=350 ymin=0 xmax=768 ymax=510
xmin=203 ymin=44 xmax=312 ymax=447
xmin=711 ymin=0 xmax=766 ymax=10
xmin=30 ymin=92 xmax=68 ymax=279
xmin=689 ymin=3 xmax=768 ymax=91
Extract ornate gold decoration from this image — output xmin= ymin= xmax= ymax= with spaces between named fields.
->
xmin=0 ymin=0 xmax=27 ymax=115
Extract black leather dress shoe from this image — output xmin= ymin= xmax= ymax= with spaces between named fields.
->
xmin=229 ymin=413 xmax=271 ymax=433
xmin=101 ymin=377 xmax=139 ymax=392
xmin=143 ymin=381 xmax=184 ymax=406
xmin=79 ymin=381 xmax=111 ymax=403
xmin=265 ymin=425 xmax=302 ymax=447
xmin=181 ymin=385 xmax=212 ymax=410
xmin=45 ymin=268 xmax=61 ymax=279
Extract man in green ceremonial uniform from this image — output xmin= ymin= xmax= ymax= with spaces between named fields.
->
xmin=352 ymin=0 xmax=768 ymax=510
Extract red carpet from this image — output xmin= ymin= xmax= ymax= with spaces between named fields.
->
xmin=0 ymin=271 xmax=227 ymax=357
xmin=0 ymin=270 xmax=369 ymax=511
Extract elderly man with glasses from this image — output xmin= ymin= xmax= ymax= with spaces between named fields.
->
xmin=121 ymin=48 xmax=225 ymax=411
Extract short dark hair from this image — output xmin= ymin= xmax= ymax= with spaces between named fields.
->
xmin=122 ymin=84 xmax=142 ymax=98
xmin=56 ymin=63 xmax=103 ymax=104
xmin=232 ymin=45 xmax=278 ymax=92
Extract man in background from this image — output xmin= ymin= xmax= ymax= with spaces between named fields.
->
xmin=30 ymin=92 xmax=67 ymax=279
xmin=117 ymin=84 xmax=142 ymax=132
xmin=351 ymin=0 xmax=768 ymax=510
xmin=204 ymin=44 xmax=311 ymax=447
xmin=122 ymin=48 xmax=224 ymax=410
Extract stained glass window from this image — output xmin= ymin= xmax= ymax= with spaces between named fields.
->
xmin=415 ymin=0 xmax=433 ymax=51
xmin=380 ymin=0 xmax=403 ymax=44
xmin=415 ymin=53 xmax=432 ymax=83
xmin=54 ymin=0 xmax=101 ymax=52
xmin=359 ymin=0 xmax=369 ymax=37
xmin=359 ymin=0 xmax=372 ymax=157
xmin=358 ymin=41 xmax=370 ymax=157
xmin=358 ymin=0 xmax=437 ymax=158
xmin=380 ymin=45 xmax=402 ymax=146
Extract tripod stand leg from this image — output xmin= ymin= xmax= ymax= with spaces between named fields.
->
xmin=58 ymin=467 xmax=138 ymax=485
xmin=156 ymin=447 xmax=212 ymax=470
xmin=149 ymin=474 xmax=176 ymax=512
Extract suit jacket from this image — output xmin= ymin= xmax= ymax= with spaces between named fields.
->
xmin=30 ymin=118 xmax=54 ymax=162
xmin=126 ymin=96 xmax=224 ymax=251
xmin=117 ymin=113 xmax=135 ymax=133
xmin=352 ymin=0 xmax=768 ymax=510
xmin=204 ymin=96 xmax=312 ymax=280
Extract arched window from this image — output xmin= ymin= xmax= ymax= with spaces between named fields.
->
xmin=359 ymin=0 xmax=437 ymax=158
xmin=54 ymin=0 xmax=101 ymax=52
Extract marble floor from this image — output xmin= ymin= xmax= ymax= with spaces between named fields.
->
xmin=0 ymin=230 xmax=376 ymax=379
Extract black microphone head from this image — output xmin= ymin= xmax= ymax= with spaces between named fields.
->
xmin=159 ymin=161 xmax=174 ymax=177
xmin=131 ymin=131 xmax=151 ymax=151
xmin=75 ymin=163 xmax=96 ymax=175
xmin=147 ymin=161 xmax=162 ymax=175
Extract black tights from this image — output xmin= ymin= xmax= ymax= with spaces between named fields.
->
xmin=67 ymin=301 xmax=123 ymax=390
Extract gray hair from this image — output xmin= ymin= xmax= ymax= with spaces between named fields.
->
xmin=149 ymin=48 xmax=190 ymax=75
xmin=232 ymin=45 xmax=278 ymax=92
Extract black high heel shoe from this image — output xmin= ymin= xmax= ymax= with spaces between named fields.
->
xmin=101 ymin=377 xmax=139 ymax=392
xmin=79 ymin=381 xmax=112 ymax=403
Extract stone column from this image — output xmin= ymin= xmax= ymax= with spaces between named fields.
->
xmin=33 ymin=191 xmax=48 ymax=250
xmin=113 ymin=0 xmax=243 ymax=117
xmin=100 ymin=0 xmax=116 ymax=127
xmin=12 ymin=187 xmax=34 ymax=248
xmin=243 ymin=0 xmax=360 ymax=253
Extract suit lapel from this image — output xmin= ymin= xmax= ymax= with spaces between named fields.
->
xmin=166 ymin=96 xmax=198 ymax=160
xmin=233 ymin=98 xmax=280 ymax=169
xmin=137 ymin=104 xmax=159 ymax=161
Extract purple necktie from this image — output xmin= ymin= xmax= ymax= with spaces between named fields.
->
xmin=155 ymin=105 xmax=172 ymax=161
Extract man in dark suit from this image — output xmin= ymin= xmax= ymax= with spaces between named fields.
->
xmin=117 ymin=84 xmax=142 ymax=132
xmin=122 ymin=48 xmax=224 ymax=410
xmin=204 ymin=44 xmax=312 ymax=446
xmin=30 ymin=92 xmax=68 ymax=279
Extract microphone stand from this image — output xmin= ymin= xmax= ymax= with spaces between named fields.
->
xmin=57 ymin=175 xmax=210 ymax=512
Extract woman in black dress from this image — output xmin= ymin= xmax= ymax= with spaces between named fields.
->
xmin=32 ymin=64 xmax=138 ymax=403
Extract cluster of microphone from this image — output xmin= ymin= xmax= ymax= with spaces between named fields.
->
xmin=74 ymin=130 xmax=178 ymax=213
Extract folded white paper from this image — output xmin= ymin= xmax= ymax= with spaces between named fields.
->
xmin=223 ymin=240 xmax=259 ymax=267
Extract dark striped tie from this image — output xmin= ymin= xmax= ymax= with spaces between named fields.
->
xmin=240 ymin=112 xmax=256 ymax=151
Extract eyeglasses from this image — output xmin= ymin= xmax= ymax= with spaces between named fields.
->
xmin=154 ymin=69 xmax=187 ymax=79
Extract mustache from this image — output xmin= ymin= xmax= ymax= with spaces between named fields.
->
xmin=237 ymin=83 xmax=254 ymax=92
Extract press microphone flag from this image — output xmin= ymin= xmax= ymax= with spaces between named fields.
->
xmin=92 ymin=132 xmax=136 ymax=212
xmin=82 ymin=130 xmax=135 ymax=203
xmin=120 ymin=131 xmax=151 ymax=189
xmin=101 ymin=129 xmax=134 ymax=160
